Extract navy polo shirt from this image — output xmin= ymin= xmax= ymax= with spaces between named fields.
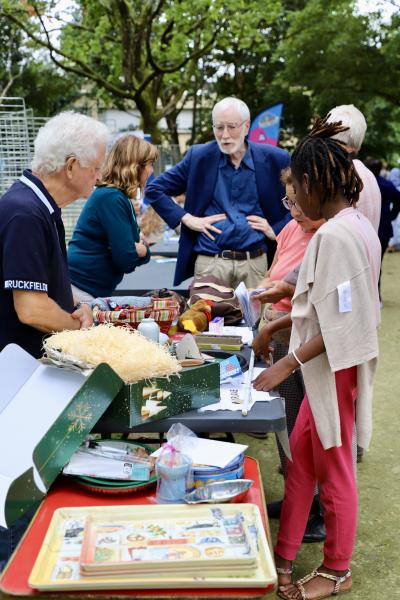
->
xmin=0 ymin=170 xmax=74 ymax=358
xmin=194 ymin=145 xmax=267 ymax=254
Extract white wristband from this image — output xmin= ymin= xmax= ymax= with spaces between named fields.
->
xmin=292 ymin=349 xmax=304 ymax=367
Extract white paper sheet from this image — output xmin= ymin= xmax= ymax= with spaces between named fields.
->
xmin=151 ymin=438 xmax=248 ymax=469
xmin=199 ymin=367 xmax=274 ymax=413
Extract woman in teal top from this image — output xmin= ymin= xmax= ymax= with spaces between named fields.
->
xmin=68 ymin=135 xmax=157 ymax=299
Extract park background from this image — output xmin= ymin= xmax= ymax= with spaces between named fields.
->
xmin=1 ymin=0 xmax=399 ymax=158
xmin=0 ymin=1 xmax=399 ymax=598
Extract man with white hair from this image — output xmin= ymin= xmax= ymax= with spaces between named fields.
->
xmin=327 ymin=104 xmax=381 ymax=231
xmin=146 ymin=97 xmax=290 ymax=288
xmin=0 ymin=112 xmax=109 ymax=358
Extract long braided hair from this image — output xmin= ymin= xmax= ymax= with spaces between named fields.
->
xmin=291 ymin=115 xmax=363 ymax=207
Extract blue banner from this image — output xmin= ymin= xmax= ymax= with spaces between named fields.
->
xmin=249 ymin=103 xmax=283 ymax=146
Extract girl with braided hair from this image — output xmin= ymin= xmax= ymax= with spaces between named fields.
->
xmin=253 ymin=116 xmax=381 ymax=599
xmin=68 ymin=135 xmax=157 ymax=300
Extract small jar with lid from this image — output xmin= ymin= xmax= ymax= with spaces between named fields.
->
xmin=137 ymin=317 xmax=160 ymax=342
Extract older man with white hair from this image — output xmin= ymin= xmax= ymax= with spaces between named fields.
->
xmin=327 ymin=104 xmax=381 ymax=232
xmin=146 ymin=97 xmax=290 ymax=288
xmin=0 ymin=111 xmax=109 ymax=358
xmin=0 ymin=111 xmax=109 ymax=573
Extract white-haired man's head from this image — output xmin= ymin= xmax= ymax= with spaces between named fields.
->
xmin=326 ymin=104 xmax=367 ymax=153
xmin=212 ymin=97 xmax=250 ymax=122
xmin=31 ymin=112 xmax=109 ymax=204
xmin=212 ymin=97 xmax=250 ymax=157
xmin=32 ymin=112 xmax=109 ymax=175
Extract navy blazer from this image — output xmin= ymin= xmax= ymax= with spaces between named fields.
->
xmin=146 ymin=140 xmax=291 ymax=285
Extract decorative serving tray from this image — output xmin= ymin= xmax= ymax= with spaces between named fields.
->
xmin=28 ymin=503 xmax=275 ymax=591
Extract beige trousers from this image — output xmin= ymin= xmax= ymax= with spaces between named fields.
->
xmin=194 ymin=253 xmax=268 ymax=289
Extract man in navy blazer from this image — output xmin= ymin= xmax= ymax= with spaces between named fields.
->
xmin=146 ymin=97 xmax=290 ymax=287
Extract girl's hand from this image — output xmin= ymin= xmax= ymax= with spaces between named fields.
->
xmin=252 ymin=325 xmax=273 ymax=359
xmin=253 ymin=354 xmax=297 ymax=391
xmin=135 ymin=242 xmax=148 ymax=257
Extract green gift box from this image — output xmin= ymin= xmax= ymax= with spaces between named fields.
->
xmin=0 ymin=344 xmax=124 ymax=527
xmin=95 ymin=362 xmax=220 ymax=431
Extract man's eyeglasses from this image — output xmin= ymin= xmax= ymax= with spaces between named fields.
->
xmin=212 ymin=121 xmax=247 ymax=134
xmin=281 ymin=195 xmax=302 ymax=212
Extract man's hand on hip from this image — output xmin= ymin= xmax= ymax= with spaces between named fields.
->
xmin=181 ymin=213 xmax=225 ymax=240
xmin=246 ymin=215 xmax=276 ymax=240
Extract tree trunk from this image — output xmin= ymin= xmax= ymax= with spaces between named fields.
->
xmin=165 ymin=113 xmax=180 ymax=146
xmin=136 ymin=96 xmax=162 ymax=144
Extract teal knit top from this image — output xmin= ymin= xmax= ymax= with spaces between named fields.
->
xmin=68 ymin=186 xmax=150 ymax=297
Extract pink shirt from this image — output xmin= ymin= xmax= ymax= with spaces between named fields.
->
xmin=269 ymin=219 xmax=314 ymax=312
xmin=332 ymin=207 xmax=381 ymax=326
xmin=353 ymin=159 xmax=381 ymax=233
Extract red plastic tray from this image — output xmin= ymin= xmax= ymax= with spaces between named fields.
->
xmin=0 ymin=456 xmax=275 ymax=598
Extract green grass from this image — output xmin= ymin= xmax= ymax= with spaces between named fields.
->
xmin=237 ymin=252 xmax=400 ymax=599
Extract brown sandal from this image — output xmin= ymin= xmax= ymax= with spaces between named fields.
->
xmin=278 ymin=568 xmax=352 ymax=600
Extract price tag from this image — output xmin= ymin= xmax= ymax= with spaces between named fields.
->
xmin=337 ymin=281 xmax=352 ymax=313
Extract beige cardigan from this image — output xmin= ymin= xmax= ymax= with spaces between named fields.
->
xmin=289 ymin=218 xmax=379 ymax=450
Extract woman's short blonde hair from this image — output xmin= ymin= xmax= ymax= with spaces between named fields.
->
xmin=101 ymin=135 xmax=158 ymax=198
xmin=280 ymin=167 xmax=292 ymax=185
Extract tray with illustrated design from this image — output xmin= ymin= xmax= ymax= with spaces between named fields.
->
xmin=28 ymin=503 xmax=276 ymax=591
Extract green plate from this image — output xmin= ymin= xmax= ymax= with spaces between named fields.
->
xmin=68 ymin=440 xmax=157 ymax=491
xmin=74 ymin=478 xmax=157 ymax=495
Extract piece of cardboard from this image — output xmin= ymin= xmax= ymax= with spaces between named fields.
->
xmin=95 ymin=361 xmax=220 ymax=430
xmin=0 ymin=344 xmax=124 ymax=527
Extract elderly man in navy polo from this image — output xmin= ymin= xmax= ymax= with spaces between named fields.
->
xmin=146 ymin=97 xmax=290 ymax=288
xmin=0 ymin=112 xmax=109 ymax=360
xmin=0 ymin=112 xmax=109 ymax=573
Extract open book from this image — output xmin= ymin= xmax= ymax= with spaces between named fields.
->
xmin=234 ymin=282 xmax=263 ymax=328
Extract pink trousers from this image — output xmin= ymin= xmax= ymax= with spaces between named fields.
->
xmin=275 ymin=367 xmax=358 ymax=570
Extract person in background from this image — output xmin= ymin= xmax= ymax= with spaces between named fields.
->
xmin=389 ymin=159 xmax=400 ymax=190
xmin=68 ymin=135 xmax=156 ymax=300
xmin=253 ymin=117 xmax=381 ymax=600
xmin=0 ymin=111 xmax=109 ymax=571
xmin=0 ymin=112 xmax=108 ymax=359
xmin=388 ymin=160 xmax=400 ymax=251
xmin=139 ymin=195 xmax=185 ymax=245
xmin=146 ymin=97 xmax=290 ymax=288
xmin=327 ymin=104 xmax=381 ymax=231
xmin=327 ymin=104 xmax=381 ymax=464
xmin=365 ymin=158 xmax=400 ymax=298
xmin=253 ymin=168 xmax=326 ymax=543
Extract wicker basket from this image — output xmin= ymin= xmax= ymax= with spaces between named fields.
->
xmin=94 ymin=298 xmax=180 ymax=334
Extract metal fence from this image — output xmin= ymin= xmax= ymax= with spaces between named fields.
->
xmin=0 ymin=97 xmax=181 ymax=242
xmin=0 ymin=97 xmax=31 ymax=194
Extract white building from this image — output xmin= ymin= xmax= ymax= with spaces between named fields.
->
xmin=98 ymin=105 xmax=195 ymax=153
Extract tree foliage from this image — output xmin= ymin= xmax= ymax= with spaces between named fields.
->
xmin=0 ymin=10 xmax=80 ymax=114
xmin=0 ymin=14 xmax=26 ymax=98
xmin=213 ymin=0 xmax=400 ymax=159
xmin=1 ymin=0 xmax=399 ymax=159
xmin=0 ymin=0 xmax=280 ymax=142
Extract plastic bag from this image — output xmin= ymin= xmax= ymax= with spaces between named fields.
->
xmin=155 ymin=424 xmax=195 ymax=503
